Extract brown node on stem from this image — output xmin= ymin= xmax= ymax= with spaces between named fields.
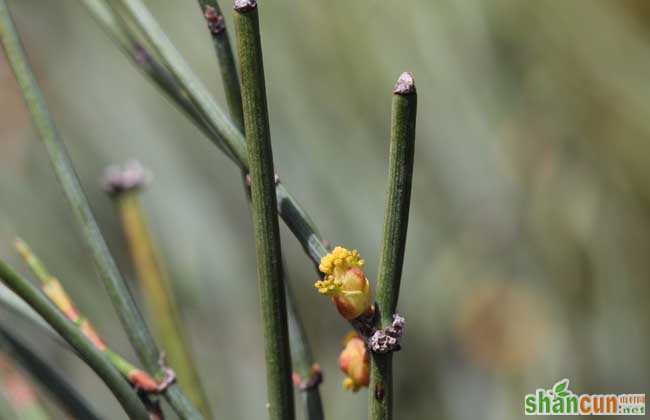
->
xmin=203 ymin=6 xmax=225 ymax=35
xmin=393 ymin=72 xmax=416 ymax=95
xmin=234 ymin=0 xmax=257 ymax=13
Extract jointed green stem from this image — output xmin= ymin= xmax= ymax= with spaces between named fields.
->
xmin=195 ymin=1 xmax=325 ymax=417
xmin=235 ymin=2 xmax=294 ymax=419
xmin=0 ymin=4 xmax=201 ymax=418
xmin=369 ymin=73 xmax=417 ymax=420
xmin=0 ymin=326 xmax=103 ymax=420
xmin=0 ymin=260 xmax=149 ymax=420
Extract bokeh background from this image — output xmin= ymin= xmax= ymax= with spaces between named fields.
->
xmin=1 ymin=0 xmax=650 ymax=418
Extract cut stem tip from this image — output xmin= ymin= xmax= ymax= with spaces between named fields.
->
xmin=234 ymin=0 xmax=257 ymax=13
xmin=102 ymin=160 xmax=151 ymax=196
xmin=393 ymin=72 xmax=416 ymax=95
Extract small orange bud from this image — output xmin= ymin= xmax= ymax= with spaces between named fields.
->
xmin=127 ymin=369 xmax=159 ymax=392
xmin=314 ymin=246 xmax=372 ymax=320
xmin=338 ymin=332 xmax=369 ymax=392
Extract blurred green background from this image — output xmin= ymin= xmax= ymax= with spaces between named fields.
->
xmin=1 ymin=0 xmax=649 ymax=418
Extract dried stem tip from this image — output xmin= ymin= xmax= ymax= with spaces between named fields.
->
xmin=393 ymin=72 xmax=416 ymax=95
xmin=102 ymin=160 xmax=151 ymax=196
xmin=204 ymin=6 xmax=225 ymax=35
xmin=234 ymin=0 xmax=257 ymax=13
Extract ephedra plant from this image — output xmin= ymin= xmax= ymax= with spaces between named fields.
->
xmin=0 ymin=0 xmax=417 ymax=419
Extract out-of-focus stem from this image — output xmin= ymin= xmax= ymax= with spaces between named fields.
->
xmin=0 ymin=326 xmax=103 ymax=420
xmin=286 ymin=283 xmax=324 ymax=420
xmin=368 ymin=73 xmax=417 ymax=420
xmin=234 ymin=1 xmax=294 ymax=419
xmin=113 ymin=190 xmax=212 ymax=418
xmin=0 ymin=259 xmax=149 ymax=420
xmin=0 ymin=380 xmax=17 ymax=420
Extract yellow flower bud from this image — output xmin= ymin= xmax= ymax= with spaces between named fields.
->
xmin=314 ymin=246 xmax=372 ymax=320
xmin=338 ymin=332 xmax=369 ymax=392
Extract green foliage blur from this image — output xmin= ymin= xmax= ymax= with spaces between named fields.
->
xmin=1 ymin=0 xmax=649 ymax=418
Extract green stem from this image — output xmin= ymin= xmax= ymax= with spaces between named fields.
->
xmin=369 ymin=73 xmax=417 ymax=420
xmin=197 ymin=0 xmax=244 ymax=131
xmin=115 ymin=191 xmax=212 ymax=419
xmin=234 ymin=2 xmax=294 ymax=419
xmin=0 ymin=260 xmax=149 ymax=420
xmin=0 ymin=6 xmax=202 ymax=418
xmin=0 ymin=326 xmax=103 ymax=420
xmin=195 ymin=2 xmax=325 ymax=416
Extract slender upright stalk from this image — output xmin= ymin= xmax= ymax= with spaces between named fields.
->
xmin=195 ymin=2 xmax=325 ymax=417
xmin=0 ymin=4 xmax=201 ymax=418
xmin=111 ymin=186 xmax=211 ymax=419
xmin=369 ymin=73 xmax=417 ymax=420
xmin=0 ymin=260 xmax=149 ymax=420
xmin=234 ymin=1 xmax=294 ymax=418
xmin=0 ymin=326 xmax=103 ymax=420
xmin=197 ymin=0 xmax=244 ymax=130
